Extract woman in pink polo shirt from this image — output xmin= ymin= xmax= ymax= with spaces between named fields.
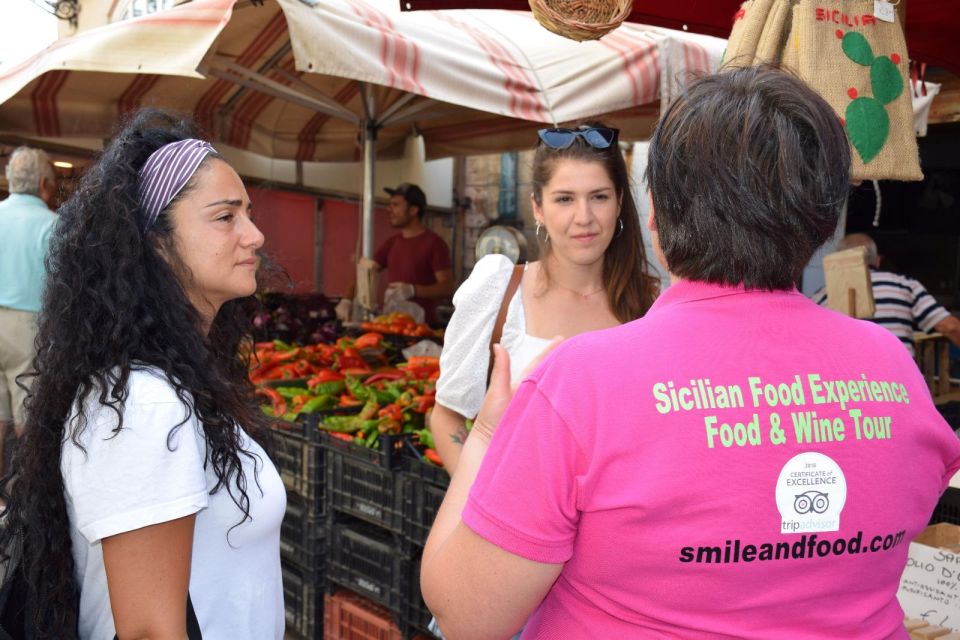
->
xmin=421 ymin=66 xmax=960 ymax=639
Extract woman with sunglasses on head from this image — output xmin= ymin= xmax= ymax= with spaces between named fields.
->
xmin=422 ymin=66 xmax=960 ymax=639
xmin=0 ymin=110 xmax=285 ymax=639
xmin=429 ymin=123 xmax=658 ymax=476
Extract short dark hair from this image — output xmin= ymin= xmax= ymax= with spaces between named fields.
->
xmin=645 ymin=66 xmax=850 ymax=290
xmin=384 ymin=182 xmax=427 ymax=217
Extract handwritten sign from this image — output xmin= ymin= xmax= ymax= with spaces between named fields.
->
xmin=898 ymin=525 xmax=960 ymax=630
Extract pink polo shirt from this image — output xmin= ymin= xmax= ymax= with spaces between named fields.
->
xmin=463 ymin=279 xmax=960 ymax=639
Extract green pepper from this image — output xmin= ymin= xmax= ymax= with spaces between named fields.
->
xmin=364 ymin=429 xmax=380 ymax=448
xmin=396 ymin=391 xmax=414 ymax=408
xmin=413 ymin=428 xmax=435 ymax=450
xmin=300 ymin=395 xmax=337 ymax=414
xmin=322 ymin=416 xmax=379 ymax=434
xmin=273 ymin=339 xmax=294 ymax=352
xmin=275 ymin=386 xmax=309 ymax=399
xmin=372 ymin=387 xmax=398 ymax=404
xmin=358 ymin=399 xmax=379 ymax=420
xmin=382 ymin=382 xmax=404 ymax=402
xmin=322 ymin=416 xmax=362 ymax=433
xmin=345 ymin=376 xmax=372 ymax=403
xmin=312 ymin=380 xmax=345 ymax=396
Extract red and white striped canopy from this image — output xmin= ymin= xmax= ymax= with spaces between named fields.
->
xmin=0 ymin=0 xmax=724 ymax=160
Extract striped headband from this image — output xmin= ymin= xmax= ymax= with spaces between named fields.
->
xmin=137 ymin=138 xmax=218 ymax=230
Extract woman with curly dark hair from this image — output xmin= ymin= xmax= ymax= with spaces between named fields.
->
xmin=1 ymin=109 xmax=285 ymax=639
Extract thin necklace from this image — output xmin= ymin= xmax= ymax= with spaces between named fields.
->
xmin=554 ymin=284 xmax=604 ymax=299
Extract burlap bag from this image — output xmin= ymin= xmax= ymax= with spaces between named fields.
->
xmin=781 ymin=5 xmax=802 ymax=72
xmin=754 ymin=0 xmax=793 ymax=65
xmin=797 ymin=0 xmax=922 ymax=181
xmin=722 ymin=0 xmax=775 ymax=67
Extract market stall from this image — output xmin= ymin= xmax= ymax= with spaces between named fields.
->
xmin=247 ymin=308 xmax=448 ymax=638
xmin=0 ymin=0 xmax=724 ymax=262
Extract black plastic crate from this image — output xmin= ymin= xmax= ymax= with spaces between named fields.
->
xmin=270 ymin=423 xmax=324 ymax=516
xmin=400 ymin=472 xmax=449 ymax=547
xmin=401 ymin=554 xmax=435 ymax=638
xmin=931 ymin=487 xmax=960 ymax=525
xmin=322 ymin=432 xmax=408 ymax=532
xmin=325 ymin=518 xmax=412 ymax=613
xmin=282 ymin=556 xmax=325 ymax=639
xmin=281 ymin=490 xmax=326 ymax=571
xmin=397 ymin=441 xmax=448 ymax=485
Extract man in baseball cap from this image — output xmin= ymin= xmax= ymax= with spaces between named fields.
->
xmin=335 ymin=182 xmax=453 ymax=325
xmin=384 ymin=182 xmax=427 ymax=213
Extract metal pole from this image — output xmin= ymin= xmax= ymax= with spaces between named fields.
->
xmin=360 ymin=83 xmax=377 ymax=259
xmin=361 ymin=120 xmax=377 ymax=258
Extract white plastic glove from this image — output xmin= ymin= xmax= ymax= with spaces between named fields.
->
xmin=386 ymin=282 xmax=416 ymax=301
xmin=335 ymin=298 xmax=353 ymax=322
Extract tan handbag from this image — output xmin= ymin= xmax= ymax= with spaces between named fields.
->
xmin=781 ymin=5 xmax=802 ymax=72
xmin=723 ymin=0 xmax=776 ymax=67
xmin=796 ymin=0 xmax=922 ymax=181
xmin=754 ymin=0 xmax=793 ymax=65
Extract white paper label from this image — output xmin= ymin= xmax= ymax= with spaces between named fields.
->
xmin=776 ymin=452 xmax=847 ymax=534
xmin=875 ymin=0 xmax=896 ymax=23
xmin=898 ymin=542 xmax=960 ymax=627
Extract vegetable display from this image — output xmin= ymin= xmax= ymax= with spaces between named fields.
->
xmin=252 ymin=338 xmax=443 ymax=465
xmin=251 ymin=292 xmax=340 ymax=346
xmin=360 ymin=312 xmax=443 ymax=339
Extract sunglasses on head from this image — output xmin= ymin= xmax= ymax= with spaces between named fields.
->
xmin=537 ymin=127 xmax=619 ymax=150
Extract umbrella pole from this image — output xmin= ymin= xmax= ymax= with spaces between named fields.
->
xmin=361 ymin=120 xmax=377 ymax=258
xmin=361 ymin=84 xmax=378 ymax=259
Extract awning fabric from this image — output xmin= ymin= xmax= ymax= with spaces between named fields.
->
xmin=0 ymin=0 xmax=724 ymax=160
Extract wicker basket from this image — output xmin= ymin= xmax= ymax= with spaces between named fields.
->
xmin=528 ymin=0 xmax=633 ymax=42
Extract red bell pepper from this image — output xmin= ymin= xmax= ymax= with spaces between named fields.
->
xmin=377 ymin=404 xmax=403 ymax=422
xmin=424 ymin=448 xmax=443 ymax=466
xmin=256 ymin=387 xmax=287 ymax=417
xmin=354 ymin=332 xmax=384 ymax=349
xmin=364 ymin=370 xmax=405 ymax=385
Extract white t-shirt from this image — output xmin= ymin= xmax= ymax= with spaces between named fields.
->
xmin=61 ymin=367 xmax=286 ymax=640
xmin=436 ymin=254 xmax=553 ymax=418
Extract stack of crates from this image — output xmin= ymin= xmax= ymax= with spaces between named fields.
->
xmin=271 ymin=418 xmax=326 ymax=638
xmin=399 ymin=451 xmax=451 ymax=635
xmin=321 ymin=431 xmax=450 ymax=639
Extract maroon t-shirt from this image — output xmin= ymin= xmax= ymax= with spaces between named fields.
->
xmin=374 ymin=229 xmax=451 ymax=325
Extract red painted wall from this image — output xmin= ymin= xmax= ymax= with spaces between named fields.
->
xmin=248 ymin=187 xmax=318 ymax=293
xmin=321 ymin=199 xmax=394 ymax=296
xmin=245 ymin=185 xmax=400 ymax=297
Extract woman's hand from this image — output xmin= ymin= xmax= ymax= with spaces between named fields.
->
xmin=472 ymin=338 xmax=562 ymax=443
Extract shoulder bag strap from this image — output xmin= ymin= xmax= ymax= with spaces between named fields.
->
xmin=486 ymin=264 xmax=524 ymax=385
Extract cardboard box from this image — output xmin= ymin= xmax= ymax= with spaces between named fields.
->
xmin=899 ymin=524 xmax=960 ymax=631
xmin=355 ymin=257 xmax=380 ymax=312
xmin=823 ymin=247 xmax=875 ymax=318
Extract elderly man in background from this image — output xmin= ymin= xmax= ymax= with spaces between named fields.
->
xmin=0 ymin=146 xmax=57 ymax=476
xmin=814 ymin=233 xmax=960 ymax=355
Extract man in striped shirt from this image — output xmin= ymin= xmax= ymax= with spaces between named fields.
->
xmin=813 ymin=234 xmax=960 ymax=356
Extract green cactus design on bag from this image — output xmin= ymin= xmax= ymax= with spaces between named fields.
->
xmin=837 ymin=29 xmax=904 ymax=164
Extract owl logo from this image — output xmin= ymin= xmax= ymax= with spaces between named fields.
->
xmin=794 ymin=491 xmax=830 ymax=515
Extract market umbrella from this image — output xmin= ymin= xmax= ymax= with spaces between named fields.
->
xmin=399 ymin=0 xmax=960 ymax=76
xmin=0 ymin=0 xmax=725 ymax=256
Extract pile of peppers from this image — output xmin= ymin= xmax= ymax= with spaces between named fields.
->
xmin=252 ymin=336 xmax=443 ymax=465
xmin=360 ymin=312 xmax=442 ymax=339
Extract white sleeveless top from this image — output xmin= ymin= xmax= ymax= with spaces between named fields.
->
xmin=436 ymin=254 xmax=553 ymax=419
